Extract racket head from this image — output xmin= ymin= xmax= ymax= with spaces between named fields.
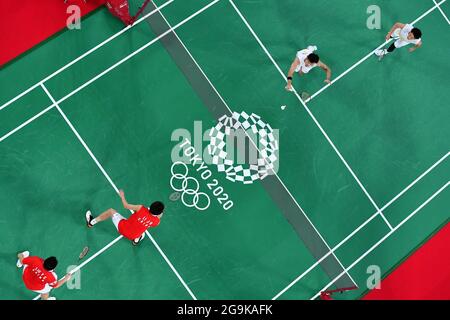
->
xmin=169 ymin=192 xmax=181 ymax=201
xmin=79 ymin=246 xmax=89 ymax=260
xmin=301 ymin=91 xmax=311 ymax=101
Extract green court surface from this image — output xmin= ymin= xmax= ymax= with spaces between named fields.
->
xmin=0 ymin=0 xmax=448 ymax=300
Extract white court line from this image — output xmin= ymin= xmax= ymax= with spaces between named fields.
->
xmin=145 ymin=230 xmax=198 ymax=299
xmin=155 ymin=3 xmax=356 ymax=287
xmin=0 ymin=105 xmax=55 ymax=143
xmin=0 ymin=0 xmax=175 ymax=113
xmin=228 ymin=0 xmax=393 ymax=231
xmin=311 ymin=181 xmax=449 ymax=300
xmin=305 ymin=0 xmax=447 ymax=102
xmin=0 ymin=0 xmax=221 ymax=146
xmin=379 ymin=152 xmax=449 ymax=212
xmin=40 ymin=84 xmax=197 ymax=300
xmin=433 ymin=0 xmax=450 ymax=24
xmin=272 ymin=151 xmax=449 ymax=299
xmin=33 ymin=236 xmax=123 ymax=300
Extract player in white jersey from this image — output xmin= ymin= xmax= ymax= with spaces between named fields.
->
xmin=375 ymin=23 xmax=422 ymax=60
xmin=285 ymin=45 xmax=332 ymax=91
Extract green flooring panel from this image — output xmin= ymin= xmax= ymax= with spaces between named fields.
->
xmin=0 ymin=0 xmax=448 ymax=300
xmin=0 ymin=109 xmax=191 ymax=299
xmin=40 ymin=36 xmax=336 ymax=298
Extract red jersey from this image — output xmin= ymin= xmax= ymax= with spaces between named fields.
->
xmin=22 ymin=257 xmax=57 ymax=291
xmin=118 ymin=206 xmax=160 ymax=240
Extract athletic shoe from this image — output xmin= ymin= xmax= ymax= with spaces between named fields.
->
xmin=85 ymin=210 xmax=94 ymax=228
xmin=16 ymin=251 xmax=30 ymax=268
xmin=46 ymin=297 xmax=56 ymax=300
xmin=374 ymin=49 xmax=387 ymax=61
xmin=132 ymin=233 xmax=146 ymax=246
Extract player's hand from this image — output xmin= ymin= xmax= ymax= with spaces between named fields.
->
xmin=324 ymin=79 xmax=331 ymax=84
xmin=119 ymin=190 xmax=125 ymax=198
xmin=385 ymin=33 xmax=391 ymax=41
xmin=65 ymin=273 xmax=72 ymax=281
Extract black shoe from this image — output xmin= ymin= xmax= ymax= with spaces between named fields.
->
xmin=132 ymin=234 xmax=145 ymax=246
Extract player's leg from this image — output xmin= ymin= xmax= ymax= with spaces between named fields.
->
xmin=85 ymin=208 xmax=116 ymax=227
xmin=36 ymin=284 xmax=56 ymax=300
xmin=39 ymin=293 xmax=56 ymax=300
xmin=111 ymin=212 xmax=126 ymax=232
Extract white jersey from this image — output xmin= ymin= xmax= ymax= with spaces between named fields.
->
xmin=295 ymin=47 xmax=318 ymax=74
xmin=393 ymin=24 xmax=421 ymax=48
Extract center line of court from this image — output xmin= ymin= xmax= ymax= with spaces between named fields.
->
xmin=306 ymin=0 xmax=447 ymax=102
xmin=153 ymin=5 xmax=356 ymax=288
xmin=33 ymin=235 xmax=123 ymax=300
xmin=228 ymin=0 xmax=394 ymax=231
xmin=40 ymin=83 xmax=197 ymax=300
xmin=433 ymin=0 xmax=450 ymax=24
xmin=272 ymin=151 xmax=449 ymax=299
xmin=310 ymin=181 xmax=449 ymax=300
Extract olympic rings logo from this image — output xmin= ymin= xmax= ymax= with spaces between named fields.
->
xmin=170 ymin=162 xmax=211 ymax=211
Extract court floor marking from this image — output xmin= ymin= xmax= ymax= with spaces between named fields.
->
xmin=0 ymin=0 xmax=443 ymax=299
xmin=0 ymin=0 xmax=221 ymax=146
xmin=155 ymin=3 xmax=356 ymax=287
xmin=228 ymin=0 xmax=393 ymax=231
xmin=306 ymin=0 xmax=447 ymax=102
xmin=32 ymin=235 xmax=124 ymax=300
xmin=433 ymin=0 xmax=450 ymax=24
xmin=0 ymin=0 xmax=175 ymax=113
xmin=310 ymin=181 xmax=449 ymax=300
xmin=0 ymin=105 xmax=55 ymax=144
xmin=272 ymin=151 xmax=449 ymax=299
xmin=40 ymin=83 xmax=197 ymax=300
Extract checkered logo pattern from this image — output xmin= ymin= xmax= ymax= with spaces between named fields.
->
xmin=208 ymin=112 xmax=279 ymax=184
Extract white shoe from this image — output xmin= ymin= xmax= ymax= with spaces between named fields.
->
xmin=85 ymin=210 xmax=94 ymax=228
xmin=374 ymin=49 xmax=384 ymax=56
xmin=132 ymin=233 xmax=146 ymax=246
xmin=46 ymin=297 xmax=56 ymax=300
xmin=16 ymin=251 xmax=30 ymax=268
xmin=374 ymin=49 xmax=387 ymax=61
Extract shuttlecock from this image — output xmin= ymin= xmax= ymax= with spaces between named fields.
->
xmin=281 ymin=105 xmax=286 ymax=110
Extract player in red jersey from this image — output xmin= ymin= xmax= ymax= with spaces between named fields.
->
xmin=85 ymin=190 xmax=164 ymax=245
xmin=16 ymin=251 xmax=71 ymax=300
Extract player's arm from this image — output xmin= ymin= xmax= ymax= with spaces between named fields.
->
xmin=386 ymin=22 xmax=405 ymax=40
xmin=318 ymin=61 xmax=332 ymax=84
xmin=285 ymin=58 xmax=300 ymax=90
xmin=53 ymin=274 xmax=72 ymax=289
xmin=409 ymin=41 xmax=422 ymax=52
xmin=119 ymin=190 xmax=142 ymax=211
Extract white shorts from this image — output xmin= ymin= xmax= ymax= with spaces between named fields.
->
xmin=112 ymin=212 xmax=125 ymax=230
xmin=23 ymin=266 xmax=53 ymax=294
